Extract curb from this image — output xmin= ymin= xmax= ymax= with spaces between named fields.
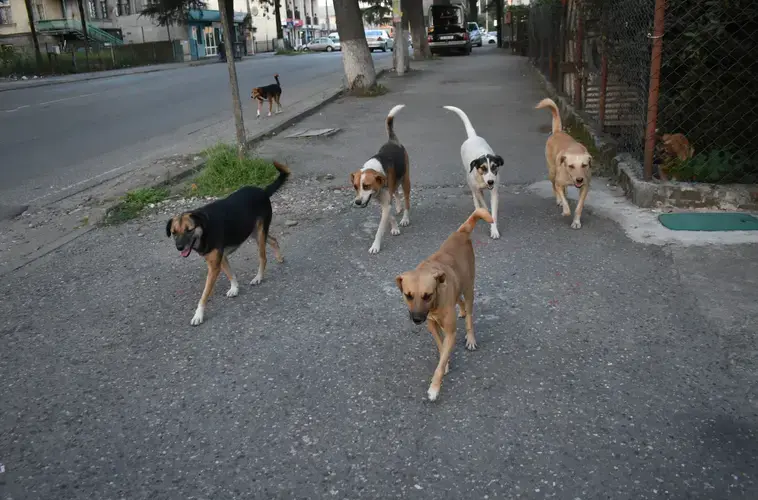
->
xmin=0 ymin=66 xmax=392 ymax=277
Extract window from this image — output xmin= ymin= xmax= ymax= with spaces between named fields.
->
xmin=117 ymin=1 xmax=131 ymax=16
xmin=88 ymin=0 xmax=97 ymax=18
xmin=33 ymin=2 xmax=46 ymax=21
xmin=0 ymin=2 xmax=12 ymax=25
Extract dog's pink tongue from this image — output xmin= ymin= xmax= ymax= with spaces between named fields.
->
xmin=181 ymin=248 xmax=192 ymax=258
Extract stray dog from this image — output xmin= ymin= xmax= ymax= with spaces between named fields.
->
xmin=442 ymin=106 xmax=504 ymax=240
xmin=657 ymin=131 xmax=694 ymax=181
xmin=535 ymin=98 xmax=592 ymax=229
xmin=396 ymin=208 xmax=493 ymax=402
xmin=166 ymin=161 xmax=290 ymax=326
xmin=350 ymin=104 xmax=411 ymax=254
xmin=251 ymin=74 xmax=282 ymax=118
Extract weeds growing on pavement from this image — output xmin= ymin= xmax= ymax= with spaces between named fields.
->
xmin=349 ymin=84 xmax=389 ymax=98
xmin=104 ymin=187 xmax=169 ymax=225
xmin=275 ymin=49 xmax=306 ymax=56
xmin=190 ymin=144 xmax=279 ymax=197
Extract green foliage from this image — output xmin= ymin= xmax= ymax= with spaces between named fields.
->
xmin=668 ymin=149 xmax=757 ymax=184
xmin=362 ymin=0 xmax=392 ymax=26
xmin=105 ymin=187 xmax=169 ymax=224
xmin=139 ymin=0 xmax=206 ymax=26
xmin=191 ymin=144 xmax=279 ymax=197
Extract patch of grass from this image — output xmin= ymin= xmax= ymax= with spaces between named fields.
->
xmin=565 ymin=123 xmax=600 ymax=158
xmin=349 ymin=83 xmax=389 ymax=98
xmin=191 ymin=144 xmax=279 ymax=197
xmin=275 ymin=49 xmax=306 ymax=56
xmin=104 ymin=187 xmax=169 ymax=225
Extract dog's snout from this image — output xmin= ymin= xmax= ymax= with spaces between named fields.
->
xmin=487 ymin=179 xmax=495 ymax=186
xmin=354 ymin=199 xmax=363 ymax=206
xmin=576 ymin=177 xmax=584 ymax=183
xmin=410 ymin=312 xmax=427 ymax=324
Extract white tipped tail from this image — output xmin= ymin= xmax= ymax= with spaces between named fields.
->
xmin=535 ymin=98 xmax=562 ymax=134
xmin=443 ymin=105 xmax=478 ymax=139
xmin=386 ymin=104 xmax=405 ymax=141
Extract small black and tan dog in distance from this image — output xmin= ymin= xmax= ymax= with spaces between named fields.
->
xmin=251 ymin=74 xmax=283 ymax=118
xmin=166 ymin=161 xmax=291 ymax=326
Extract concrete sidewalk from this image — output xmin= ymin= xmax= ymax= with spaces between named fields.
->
xmin=2 ymin=49 xmax=757 ymax=499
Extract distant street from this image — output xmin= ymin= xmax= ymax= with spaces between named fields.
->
xmin=0 ymin=51 xmax=392 ymax=207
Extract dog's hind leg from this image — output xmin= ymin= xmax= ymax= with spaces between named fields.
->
xmin=192 ymin=249 xmax=223 ymax=326
xmin=428 ymin=320 xmax=456 ymax=401
xmin=275 ymin=94 xmax=282 ymax=114
xmin=400 ymin=159 xmax=411 ymax=227
xmin=251 ymin=221 xmax=269 ymax=285
xmin=551 ymin=181 xmax=562 ymax=207
xmin=266 ymin=233 xmax=284 ymax=263
xmin=457 ymin=297 xmax=467 ymax=318
xmin=426 ymin=319 xmax=449 ymax=375
xmin=220 ymin=256 xmax=239 ymax=298
xmin=462 ymin=283 xmax=477 ymax=350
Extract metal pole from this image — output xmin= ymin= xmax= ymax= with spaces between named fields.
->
xmin=643 ymin=0 xmax=666 ymax=181
xmin=574 ymin=0 xmax=583 ymax=109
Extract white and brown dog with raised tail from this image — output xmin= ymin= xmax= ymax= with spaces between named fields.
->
xmin=350 ymin=104 xmax=411 ymax=254
xmin=442 ymin=105 xmax=504 ymax=240
xmin=535 ymin=98 xmax=592 ymax=229
xmin=396 ymin=208 xmax=494 ymax=402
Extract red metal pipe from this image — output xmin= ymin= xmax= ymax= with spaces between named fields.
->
xmin=643 ymin=0 xmax=666 ymax=181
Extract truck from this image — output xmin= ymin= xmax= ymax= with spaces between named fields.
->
xmin=426 ymin=0 xmax=471 ymax=56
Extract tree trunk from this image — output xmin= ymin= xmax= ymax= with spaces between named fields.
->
xmin=23 ymin=0 xmax=43 ymax=70
xmin=333 ymin=0 xmax=377 ymax=90
xmin=393 ymin=0 xmax=409 ymax=73
xmin=404 ymin=0 xmax=429 ymax=60
xmin=467 ymin=0 xmax=477 ymax=22
xmin=274 ymin=0 xmax=284 ymax=40
xmin=76 ymin=0 xmax=90 ymax=71
xmin=219 ymin=0 xmax=247 ymax=158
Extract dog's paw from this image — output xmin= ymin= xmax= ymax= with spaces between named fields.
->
xmin=466 ymin=337 xmax=478 ymax=351
xmin=556 ymin=199 xmax=563 ymax=207
xmin=267 ymin=112 xmax=272 ymax=117
xmin=368 ymin=244 xmax=380 ymax=254
xmin=562 ymin=209 xmax=571 ymax=217
xmin=190 ymin=309 xmax=204 ymax=326
xmin=427 ymin=385 xmax=440 ymax=402
xmin=490 ymin=225 xmax=500 ymax=239
xmin=458 ymin=308 xmax=466 ymax=319
xmin=391 ymin=227 xmax=400 ymax=236
xmin=226 ymin=285 xmax=239 ymax=298
xmin=399 ymin=216 xmax=410 ymax=227
xmin=444 ymin=362 xmax=450 ymax=375
xmin=250 ymin=275 xmax=263 ymax=285
xmin=571 ymin=219 xmax=582 ymax=229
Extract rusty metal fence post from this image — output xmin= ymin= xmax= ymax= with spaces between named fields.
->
xmin=573 ymin=0 xmax=583 ymax=110
xmin=642 ymin=0 xmax=666 ymax=181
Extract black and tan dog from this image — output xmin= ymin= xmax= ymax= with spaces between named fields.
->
xmin=166 ymin=161 xmax=290 ymax=326
xmin=251 ymin=74 xmax=282 ymax=118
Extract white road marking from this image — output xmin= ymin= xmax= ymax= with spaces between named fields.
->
xmin=2 ymin=92 xmax=100 ymax=113
xmin=4 ymin=105 xmax=30 ymax=113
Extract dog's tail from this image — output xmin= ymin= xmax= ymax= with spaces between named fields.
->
xmin=457 ymin=208 xmax=494 ymax=234
xmin=274 ymin=73 xmax=280 ymax=86
xmin=535 ymin=98 xmax=562 ymax=134
xmin=386 ymin=104 xmax=405 ymax=141
xmin=264 ymin=160 xmax=291 ymax=197
xmin=442 ymin=105 xmax=477 ymax=139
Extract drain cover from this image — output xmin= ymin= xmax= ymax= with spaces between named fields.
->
xmin=283 ymin=128 xmax=341 ymax=138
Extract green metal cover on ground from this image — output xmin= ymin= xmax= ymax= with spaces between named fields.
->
xmin=658 ymin=212 xmax=758 ymax=231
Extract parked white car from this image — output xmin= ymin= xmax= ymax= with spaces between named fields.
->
xmin=365 ymin=29 xmax=394 ymax=52
xmin=303 ymin=36 xmax=341 ymax=52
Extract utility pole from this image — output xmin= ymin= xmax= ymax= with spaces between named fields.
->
xmin=325 ymin=0 xmax=331 ymax=32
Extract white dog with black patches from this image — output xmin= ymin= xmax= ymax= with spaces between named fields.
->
xmin=350 ymin=104 xmax=412 ymax=254
xmin=443 ymin=105 xmax=504 ymax=239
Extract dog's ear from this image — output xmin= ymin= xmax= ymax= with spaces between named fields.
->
xmin=493 ymin=155 xmax=504 ymax=167
xmin=189 ymin=212 xmax=207 ymax=229
xmin=349 ymin=171 xmax=357 ymax=187
xmin=587 ymin=156 xmax=593 ymax=168
xmin=432 ymin=270 xmax=446 ymax=285
xmin=469 ymin=159 xmax=479 ymax=173
xmin=559 ymin=155 xmax=567 ymax=165
xmin=395 ymin=275 xmax=404 ymax=291
xmin=374 ymin=174 xmax=386 ymax=187
xmin=165 ymin=218 xmax=173 ymax=238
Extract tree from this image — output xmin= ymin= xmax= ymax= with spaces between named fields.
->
xmin=23 ymin=0 xmax=43 ymax=70
xmin=467 ymin=0 xmax=477 ymax=23
xmin=333 ymin=0 xmax=378 ymax=91
xmin=405 ymin=0 xmax=430 ymax=60
xmin=258 ymin=0 xmax=284 ymax=42
xmin=76 ymin=0 xmax=90 ymax=70
xmin=142 ymin=0 xmax=247 ymax=157
xmin=361 ymin=0 xmax=391 ymax=25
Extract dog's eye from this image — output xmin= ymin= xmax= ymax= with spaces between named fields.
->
xmin=569 ymin=164 xmax=575 ymax=169
xmin=362 ymin=184 xmax=371 ymax=190
xmin=421 ymin=293 xmax=431 ymax=301
xmin=405 ymin=292 xmax=413 ymax=300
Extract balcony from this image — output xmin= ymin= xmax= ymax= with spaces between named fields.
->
xmin=36 ymin=19 xmax=124 ymax=45
xmin=0 ymin=5 xmax=13 ymax=26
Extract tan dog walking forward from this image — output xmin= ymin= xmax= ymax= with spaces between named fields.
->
xmin=535 ymin=98 xmax=593 ymax=229
xmin=396 ymin=208 xmax=493 ymax=402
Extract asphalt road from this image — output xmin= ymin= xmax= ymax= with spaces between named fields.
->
xmin=0 ymin=51 xmax=391 ymax=207
xmin=2 ymin=50 xmax=757 ymax=499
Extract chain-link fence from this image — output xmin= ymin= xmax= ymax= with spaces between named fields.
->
xmin=528 ymin=0 xmax=758 ymax=185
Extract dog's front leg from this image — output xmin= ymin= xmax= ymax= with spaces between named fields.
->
xmin=571 ymin=183 xmax=590 ymax=229
xmin=556 ymin=183 xmax=571 ymax=217
xmin=192 ymin=250 xmax=222 ymax=326
xmin=369 ymin=193 xmax=393 ymax=254
xmin=489 ymin=185 xmax=500 ymax=239
xmin=428 ymin=320 xmax=456 ymax=401
xmin=427 ymin=319 xmax=449 ymax=375
xmin=220 ymin=256 xmax=239 ymax=297
xmin=256 ymin=99 xmax=262 ymax=118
